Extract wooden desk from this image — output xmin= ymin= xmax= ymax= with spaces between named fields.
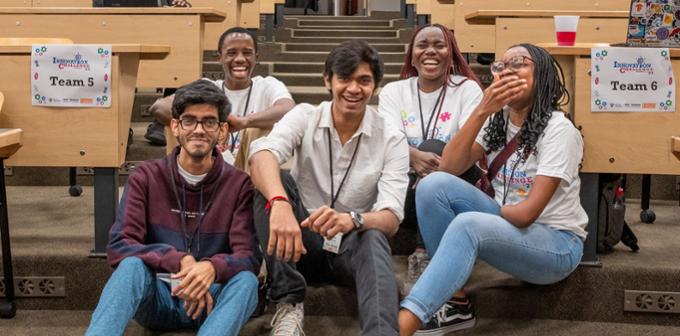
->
xmin=452 ymin=1 xmax=630 ymax=53
xmin=540 ymin=43 xmax=680 ymax=264
xmin=0 ymin=44 xmax=169 ymax=255
xmin=0 ymin=7 xmax=225 ymax=88
xmin=191 ymin=1 xmax=257 ymax=49
xmin=463 ymin=9 xmax=629 ymax=57
xmin=465 ymin=10 xmax=629 ymax=24
xmin=414 ymin=0 xmax=456 ymax=28
xmin=541 ymin=43 xmax=680 ymax=175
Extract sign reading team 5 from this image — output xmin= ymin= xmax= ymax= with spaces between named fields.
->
xmin=591 ymin=47 xmax=675 ymax=113
xmin=31 ymin=45 xmax=112 ymax=107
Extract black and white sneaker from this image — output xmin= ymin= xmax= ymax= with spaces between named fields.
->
xmin=414 ymin=299 xmax=476 ymax=335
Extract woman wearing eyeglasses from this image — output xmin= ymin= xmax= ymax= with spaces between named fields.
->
xmin=377 ymin=24 xmax=483 ymax=299
xmin=398 ymin=44 xmax=587 ymax=336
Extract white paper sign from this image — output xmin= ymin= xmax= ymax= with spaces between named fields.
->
xmin=591 ymin=47 xmax=675 ymax=112
xmin=31 ymin=44 xmax=112 ymax=107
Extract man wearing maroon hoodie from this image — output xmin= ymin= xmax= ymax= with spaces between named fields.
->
xmin=86 ymin=79 xmax=260 ymax=336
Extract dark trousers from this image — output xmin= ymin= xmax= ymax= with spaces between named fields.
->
xmin=253 ymin=172 xmax=399 ymax=336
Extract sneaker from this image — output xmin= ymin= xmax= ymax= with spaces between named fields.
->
xmin=270 ymin=302 xmax=305 ymax=336
xmin=144 ymin=120 xmax=166 ymax=146
xmin=403 ymin=250 xmax=430 ymax=295
xmin=414 ymin=299 xmax=476 ymax=336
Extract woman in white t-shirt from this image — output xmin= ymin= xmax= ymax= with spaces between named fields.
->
xmin=378 ymin=24 xmax=483 ymax=295
xmin=398 ymin=44 xmax=587 ymax=335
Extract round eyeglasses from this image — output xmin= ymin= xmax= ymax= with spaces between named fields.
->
xmin=178 ymin=117 xmax=221 ymax=132
xmin=490 ymin=56 xmax=533 ymax=76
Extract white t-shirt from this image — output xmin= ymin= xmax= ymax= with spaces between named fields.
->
xmin=202 ymin=76 xmax=293 ymax=158
xmin=177 ymin=161 xmax=207 ymax=186
xmin=475 ymin=110 xmax=588 ymax=239
xmin=379 ymin=75 xmax=483 ymax=147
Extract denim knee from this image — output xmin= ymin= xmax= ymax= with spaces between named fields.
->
xmin=416 ymin=172 xmax=455 ymax=196
xmin=116 ymin=256 xmax=148 ymax=274
xmin=230 ymin=271 xmax=259 ymax=291
xmin=450 ymin=212 xmax=495 ymax=242
xmin=224 ymin=271 xmax=259 ymax=303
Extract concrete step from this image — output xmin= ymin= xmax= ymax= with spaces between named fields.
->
xmin=283 ymin=42 xmax=406 ymax=53
xmin=261 ymin=50 xmax=405 ymax=63
xmin=3 ymin=187 xmax=680 ymax=327
xmin=288 ymin=18 xmax=404 ymax=28
xmin=263 ymin=62 xmax=404 ymax=74
xmin=275 ymin=34 xmax=410 ymax=44
xmin=271 ymin=72 xmax=400 ymax=87
xmin=288 ymin=24 xmax=401 ymax=30
xmin=131 ymin=90 xmax=162 ymax=122
xmin=290 ymin=28 xmax=399 ymax=38
xmin=3 ymin=311 xmax=680 ymax=336
xmin=285 ymin=15 xmax=395 ymax=21
xmin=281 ymin=43 xmax=406 ymax=53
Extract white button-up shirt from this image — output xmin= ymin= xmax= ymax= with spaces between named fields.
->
xmin=249 ymin=101 xmax=410 ymax=221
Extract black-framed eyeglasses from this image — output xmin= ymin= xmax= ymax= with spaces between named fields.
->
xmin=178 ymin=117 xmax=221 ymax=132
xmin=490 ymin=56 xmax=534 ymax=75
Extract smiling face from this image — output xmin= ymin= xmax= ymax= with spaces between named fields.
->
xmin=219 ymin=33 xmax=256 ymax=88
xmin=171 ymin=103 xmax=227 ymax=160
xmin=411 ymin=26 xmax=450 ymax=85
xmin=499 ymin=46 xmax=535 ymax=107
xmin=324 ymin=62 xmax=376 ymax=119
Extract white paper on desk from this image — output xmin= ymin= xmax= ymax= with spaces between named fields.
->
xmin=31 ymin=44 xmax=112 ymax=107
xmin=591 ymin=47 xmax=674 ymax=112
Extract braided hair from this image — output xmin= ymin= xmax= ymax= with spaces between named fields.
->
xmin=482 ymin=43 xmax=570 ymax=161
xmin=400 ymin=24 xmax=481 ymax=88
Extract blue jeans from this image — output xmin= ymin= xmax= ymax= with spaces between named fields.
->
xmin=86 ymin=257 xmax=258 ymax=336
xmin=401 ymin=172 xmax=584 ymax=323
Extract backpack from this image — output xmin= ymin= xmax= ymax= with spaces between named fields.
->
xmin=597 ymin=174 xmax=639 ymax=253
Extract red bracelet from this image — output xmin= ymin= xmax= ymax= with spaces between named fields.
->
xmin=265 ymin=195 xmax=291 ymax=213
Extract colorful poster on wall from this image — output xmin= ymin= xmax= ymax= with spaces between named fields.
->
xmin=31 ymin=45 xmax=112 ymax=107
xmin=626 ymin=0 xmax=680 ymax=47
xmin=592 ymin=47 xmax=675 ymax=112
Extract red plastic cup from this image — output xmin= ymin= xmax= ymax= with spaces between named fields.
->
xmin=554 ymin=16 xmax=579 ymax=46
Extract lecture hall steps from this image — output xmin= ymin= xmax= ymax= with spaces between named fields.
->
xmin=1 ymin=186 xmax=679 ymax=330
xmin=2 ymin=12 xmax=680 ymax=334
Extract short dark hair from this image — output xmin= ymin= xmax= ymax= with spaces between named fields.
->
xmin=172 ymin=80 xmax=231 ymax=122
xmin=324 ymin=40 xmax=384 ymax=86
xmin=217 ymin=27 xmax=258 ymax=53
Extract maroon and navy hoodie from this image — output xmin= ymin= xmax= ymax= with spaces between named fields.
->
xmin=107 ymin=147 xmax=260 ymax=283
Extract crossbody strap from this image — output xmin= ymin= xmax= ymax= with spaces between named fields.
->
xmin=485 ymin=134 xmax=519 ymax=180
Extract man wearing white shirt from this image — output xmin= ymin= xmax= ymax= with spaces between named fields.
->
xmin=249 ymin=40 xmax=409 ymax=336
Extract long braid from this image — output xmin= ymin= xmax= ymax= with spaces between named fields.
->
xmin=482 ymin=43 xmax=570 ymax=161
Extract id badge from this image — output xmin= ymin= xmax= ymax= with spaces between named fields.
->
xmin=322 ymin=232 xmax=343 ymax=254
xmin=157 ymin=273 xmax=180 ymax=292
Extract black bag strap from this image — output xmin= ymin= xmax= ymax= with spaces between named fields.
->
xmin=483 ymin=134 xmax=520 ymax=180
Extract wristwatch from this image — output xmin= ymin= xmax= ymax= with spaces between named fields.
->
xmin=350 ymin=211 xmax=364 ymax=230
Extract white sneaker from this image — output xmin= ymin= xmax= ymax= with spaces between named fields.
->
xmin=270 ymin=302 xmax=305 ymax=336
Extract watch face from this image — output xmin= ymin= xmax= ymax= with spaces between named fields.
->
xmin=352 ymin=211 xmax=363 ymax=228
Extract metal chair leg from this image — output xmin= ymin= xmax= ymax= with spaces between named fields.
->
xmin=0 ymin=158 xmax=16 ymax=318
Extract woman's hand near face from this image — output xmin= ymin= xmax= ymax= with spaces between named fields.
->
xmin=475 ymin=74 xmax=528 ymax=119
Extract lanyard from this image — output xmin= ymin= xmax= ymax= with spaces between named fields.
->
xmin=416 ymin=83 xmax=447 ymax=141
xmin=168 ymin=158 xmax=221 ymax=254
xmin=327 ymin=128 xmax=363 ymax=209
xmin=225 ymin=83 xmax=253 ymax=153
